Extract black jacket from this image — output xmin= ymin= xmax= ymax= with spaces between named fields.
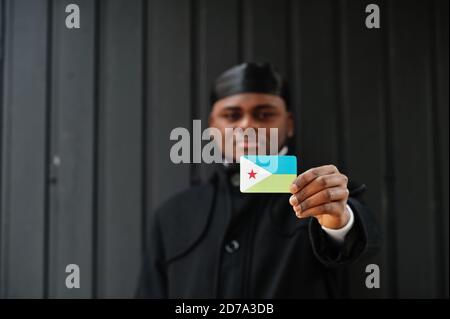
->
xmin=136 ymin=165 xmax=381 ymax=298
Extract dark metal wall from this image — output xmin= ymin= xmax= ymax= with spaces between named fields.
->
xmin=0 ymin=0 xmax=448 ymax=298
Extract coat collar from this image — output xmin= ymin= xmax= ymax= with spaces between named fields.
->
xmin=160 ymin=157 xmax=307 ymax=264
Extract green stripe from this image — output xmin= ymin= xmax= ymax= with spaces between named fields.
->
xmin=243 ymin=174 xmax=297 ymax=193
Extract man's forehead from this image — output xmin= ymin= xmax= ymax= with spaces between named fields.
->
xmin=219 ymin=104 xmax=278 ymax=111
xmin=214 ymin=93 xmax=284 ymax=108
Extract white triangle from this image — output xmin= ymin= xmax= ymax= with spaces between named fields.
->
xmin=240 ymin=156 xmax=272 ymax=192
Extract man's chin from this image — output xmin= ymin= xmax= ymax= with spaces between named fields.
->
xmin=222 ymin=145 xmax=277 ymax=163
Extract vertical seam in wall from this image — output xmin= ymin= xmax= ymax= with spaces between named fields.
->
xmin=285 ymin=0 xmax=292 ymax=107
xmin=43 ymin=0 xmax=53 ymax=300
xmin=149 ymin=0 xmax=156 ymax=213
xmin=190 ymin=0 xmax=199 ymax=185
xmin=0 ymin=0 xmax=4 ymax=297
xmin=429 ymin=0 xmax=444 ymax=298
xmin=141 ymin=0 xmax=148 ymax=258
xmin=333 ymin=0 xmax=349 ymax=298
xmin=237 ymin=0 xmax=243 ymax=62
xmin=92 ymin=0 xmax=101 ymax=299
xmin=0 ymin=0 xmax=9 ymax=298
xmin=381 ymin=0 xmax=398 ymax=298
xmin=285 ymin=0 xmax=291 ymax=147
xmin=334 ymin=0 xmax=349 ymax=173
xmin=295 ymin=0 xmax=306 ymax=165
xmin=241 ymin=0 xmax=252 ymax=61
xmin=287 ymin=0 xmax=300 ymax=156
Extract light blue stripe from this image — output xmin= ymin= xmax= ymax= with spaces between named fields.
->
xmin=243 ymin=155 xmax=297 ymax=174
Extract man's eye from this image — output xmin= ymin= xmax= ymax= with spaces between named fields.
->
xmin=223 ymin=113 xmax=241 ymax=121
xmin=255 ymin=112 xmax=276 ymax=120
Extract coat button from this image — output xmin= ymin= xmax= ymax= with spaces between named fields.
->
xmin=225 ymin=240 xmax=240 ymax=253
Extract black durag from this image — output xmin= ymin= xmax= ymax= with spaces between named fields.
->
xmin=210 ymin=62 xmax=289 ymax=109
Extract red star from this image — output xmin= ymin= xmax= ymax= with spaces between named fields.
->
xmin=248 ymin=169 xmax=257 ymax=179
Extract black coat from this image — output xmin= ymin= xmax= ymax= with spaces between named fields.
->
xmin=136 ymin=165 xmax=381 ymax=298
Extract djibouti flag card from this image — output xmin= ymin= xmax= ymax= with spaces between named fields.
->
xmin=240 ymin=155 xmax=297 ymax=193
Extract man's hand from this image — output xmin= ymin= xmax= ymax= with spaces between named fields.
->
xmin=288 ymin=165 xmax=350 ymax=229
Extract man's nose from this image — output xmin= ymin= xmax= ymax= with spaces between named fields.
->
xmin=237 ymin=114 xmax=257 ymax=130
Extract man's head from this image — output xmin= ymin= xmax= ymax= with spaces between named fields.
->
xmin=209 ymin=62 xmax=294 ymax=161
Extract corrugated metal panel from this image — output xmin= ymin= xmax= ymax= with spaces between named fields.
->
xmin=0 ymin=0 xmax=448 ymax=298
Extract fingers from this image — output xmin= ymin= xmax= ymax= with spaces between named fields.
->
xmin=289 ymin=186 xmax=347 ymax=212
xmin=288 ymin=164 xmax=350 ymax=223
xmin=293 ymin=174 xmax=348 ymax=204
xmin=293 ymin=201 xmax=346 ymax=219
xmin=290 ymin=165 xmax=339 ymax=193
xmin=290 ymin=186 xmax=349 ymax=213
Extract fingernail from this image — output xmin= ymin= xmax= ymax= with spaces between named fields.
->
xmin=293 ymin=204 xmax=302 ymax=216
xmin=289 ymin=195 xmax=298 ymax=206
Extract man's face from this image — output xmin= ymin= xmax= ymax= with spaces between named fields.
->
xmin=209 ymin=93 xmax=294 ymax=161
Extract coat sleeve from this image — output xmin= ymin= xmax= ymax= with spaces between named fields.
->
xmin=135 ymin=211 xmax=167 ymax=298
xmin=308 ymin=182 xmax=382 ymax=268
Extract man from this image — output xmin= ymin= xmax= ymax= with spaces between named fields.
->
xmin=137 ymin=62 xmax=381 ymax=298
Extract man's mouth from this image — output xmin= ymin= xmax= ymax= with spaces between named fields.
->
xmin=239 ymin=141 xmax=259 ymax=149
